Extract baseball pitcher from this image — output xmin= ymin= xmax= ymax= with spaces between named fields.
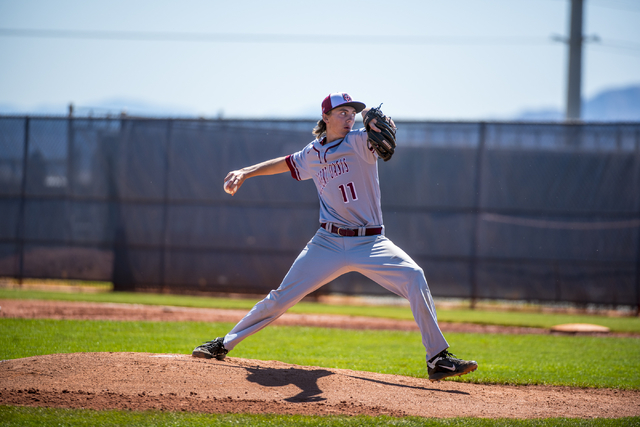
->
xmin=193 ymin=92 xmax=478 ymax=382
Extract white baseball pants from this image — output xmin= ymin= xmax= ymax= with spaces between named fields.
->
xmin=223 ymin=227 xmax=449 ymax=361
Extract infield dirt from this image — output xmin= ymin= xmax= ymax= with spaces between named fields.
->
xmin=1 ymin=299 xmax=639 ymax=419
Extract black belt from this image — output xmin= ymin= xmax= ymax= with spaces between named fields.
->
xmin=321 ymin=223 xmax=383 ymax=237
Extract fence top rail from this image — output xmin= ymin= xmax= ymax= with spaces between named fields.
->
xmin=1 ymin=114 xmax=639 ymax=127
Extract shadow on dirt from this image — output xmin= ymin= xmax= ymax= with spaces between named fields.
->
xmin=244 ymin=366 xmax=333 ymax=402
xmin=242 ymin=365 xmax=470 ymax=403
xmin=344 ymin=374 xmax=470 ymax=395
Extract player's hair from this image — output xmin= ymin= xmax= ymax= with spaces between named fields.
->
xmin=312 ymin=118 xmax=327 ymax=139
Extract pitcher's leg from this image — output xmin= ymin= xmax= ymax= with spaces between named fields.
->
xmin=224 ymin=232 xmax=347 ymax=351
xmin=349 ymin=236 xmax=449 ymax=360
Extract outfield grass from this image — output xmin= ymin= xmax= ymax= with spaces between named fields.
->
xmin=0 ymin=406 xmax=638 ymax=427
xmin=2 ymin=317 xmax=639 ymax=389
xmin=2 ymin=289 xmax=639 ymax=425
xmin=1 ymin=288 xmax=639 ymax=333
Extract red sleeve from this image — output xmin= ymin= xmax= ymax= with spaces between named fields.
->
xmin=285 ymin=154 xmax=302 ymax=181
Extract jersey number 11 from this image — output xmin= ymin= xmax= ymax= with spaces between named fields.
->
xmin=338 ymin=182 xmax=358 ymax=203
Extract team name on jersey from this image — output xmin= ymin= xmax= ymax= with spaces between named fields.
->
xmin=316 ymin=157 xmax=350 ymax=195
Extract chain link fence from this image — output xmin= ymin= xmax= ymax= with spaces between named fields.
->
xmin=1 ymin=116 xmax=639 ymax=310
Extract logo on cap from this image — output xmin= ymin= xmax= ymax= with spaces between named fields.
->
xmin=322 ymin=92 xmax=366 ymax=115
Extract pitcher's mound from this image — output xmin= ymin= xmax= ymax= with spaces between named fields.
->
xmin=1 ymin=352 xmax=639 ymax=419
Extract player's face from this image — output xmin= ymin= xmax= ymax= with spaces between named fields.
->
xmin=324 ymin=106 xmax=357 ymax=139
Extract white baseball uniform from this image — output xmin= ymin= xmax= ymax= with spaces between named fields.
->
xmin=222 ymin=128 xmax=449 ymax=361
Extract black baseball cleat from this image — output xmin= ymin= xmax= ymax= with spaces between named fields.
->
xmin=192 ymin=337 xmax=228 ymax=360
xmin=427 ymin=350 xmax=478 ymax=382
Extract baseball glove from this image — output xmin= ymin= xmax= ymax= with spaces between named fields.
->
xmin=364 ymin=105 xmax=396 ymax=162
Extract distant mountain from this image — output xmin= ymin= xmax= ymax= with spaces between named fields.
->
xmin=515 ymin=84 xmax=640 ymax=122
xmin=515 ymin=108 xmax=563 ymax=122
xmin=584 ymin=86 xmax=640 ymax=121
xmin=3 ymin=85 xmax=640 ymax=121
xmin=0 ymin=102 xmax=68 ymax=116
xmin=0 ymin=98 xmax=201 ymax=118
xmin=75 ymin=98 xmax=203 ymax=118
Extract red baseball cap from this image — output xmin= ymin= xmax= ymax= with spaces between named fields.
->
xmin=321 ymin=92 xmax=366 ymax=115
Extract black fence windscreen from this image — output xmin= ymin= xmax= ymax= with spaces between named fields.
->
xmin=1 ymin=116 xmax=639 ymax=309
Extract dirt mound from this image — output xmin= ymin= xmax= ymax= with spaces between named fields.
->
xmin=1 ymin=352 xmax=639 ymax=419
xmin=1 ymin=299 xmax=639 ymax=419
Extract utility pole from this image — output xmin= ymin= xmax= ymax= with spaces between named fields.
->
xmin=565 ymin=0 xmax=583 ymax=121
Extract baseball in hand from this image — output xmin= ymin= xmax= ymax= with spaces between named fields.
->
xmin=224 ymin=179 xmax=234 ymax=195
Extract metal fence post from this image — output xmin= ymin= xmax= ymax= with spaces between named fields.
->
xmin=16 ymin=117 xmax=30 ymax=285
xmin=112 ymin=118 xmax=134 ymax=291
xmin=469 ymin=122 xmax=487 ymax=309
xmin=636 ymin=128 xmax=640 ymax=316
xmin=66 ymin=114 xmax=75 ymax=249
xmin=159 ymin=120 xmax=173 ymax=292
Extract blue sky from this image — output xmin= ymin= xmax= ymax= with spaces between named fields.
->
xmin=0 ymin=0 xmax=639 ymax=120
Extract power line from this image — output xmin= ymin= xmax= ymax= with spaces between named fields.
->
xmin=546 ymin=0 xmax=640 ymax=13
xmin=0 ymin=28 xmax=553 ymax=46
xmin=598 ymin=39 xmax=640 ymax=51
xmin=2 ymin=28 xmax=637 ymax=55
xmin=588 ymin=0 xmax=640 ymax=13
xmin=552 ymin=34 xmax=640 ymax=56
xmin=589 ymin=42 xmax=640 ymax=57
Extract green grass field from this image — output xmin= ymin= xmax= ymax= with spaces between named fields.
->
xmin=1 ymin=406 xmax=638 ymax=427
xmin=1 ymin=288 xmax=640 ymax=426
xmin=2 ymin=287 xmax=639 ymax=333
xmin=2 ymin=317 xmax=639 ymax=389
